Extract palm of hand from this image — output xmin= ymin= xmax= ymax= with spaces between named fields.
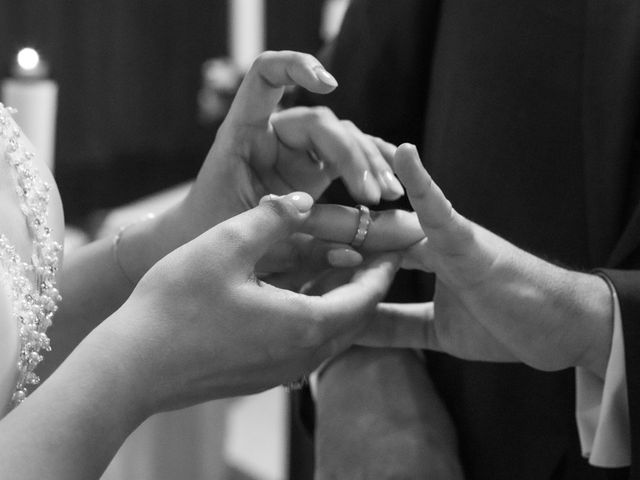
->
xmin=213 ymin=119 xmax=329 ymax=210
xmin=429 ymin=229 xmax=596 ymax=372
xmin=393 ymin=145 xmax=575 ymax=368
xmin=433 ymin=280 xmax=516 ymax=362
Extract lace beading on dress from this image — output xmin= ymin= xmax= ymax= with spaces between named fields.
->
xmin=0 ymin=104 xmax=62 ymax=408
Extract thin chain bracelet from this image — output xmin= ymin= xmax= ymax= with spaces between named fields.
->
xmin=112 ymin=213 xmax=155 ymax=286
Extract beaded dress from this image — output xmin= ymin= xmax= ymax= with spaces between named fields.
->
xmin=0 ymin=104 xmax=62 ymax=412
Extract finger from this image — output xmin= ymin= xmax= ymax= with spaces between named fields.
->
xmin=211 ymin=192 xmax=314 ymax=272
xmin=262 ymin=143 xmax=332 ymax=199
xmin=299 ymin=267 xmax=359 ymax=296
xmin=355 ymin=302 xmax=442 ymax=351
xmin=255 ymin=234 xmax=363 ymax=274
xmin=226 ymin=51 xmax=338 ymax=128
xmin=400 ymin=238 xmax=433 ymax=272
xmin=271 ymin=107 xmax=381 ymax=204
xmin=370 ymin=136 xmax=398 ymax=167
xmin=311 ymin=253 xmax=401 ymax=353
xmin=393 ymin=144 xmax=473 ymax=253
xmin=341 ymin=121 xmax=404 ymax=200
xmin=302 ymin=204 xmax=424 ymax=251
xmin=239 ymin=253 xmax=398 ymax=372
xmin=393 ymin=144 xmax=453 ymax=230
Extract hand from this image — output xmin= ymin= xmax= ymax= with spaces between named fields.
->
xmin=255 ymin=201 xmax=426 ymax=292
xmin=95 ymin=192 xmax=399 ymax=413
xmin=167 ymin=51 xmax=403 ymax=248
xmin=255 ymin=231 xmax=365 ymax=292
xmin=358 ymin=144 xmax=614 ymax=378
xmin=314 ymin=347 xmax=464 ymax=480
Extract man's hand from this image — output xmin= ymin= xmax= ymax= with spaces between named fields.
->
xmin=358 ymin=144 xmax=614 ymax=378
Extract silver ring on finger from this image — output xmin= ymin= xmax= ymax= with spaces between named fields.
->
xmin=350 ymin=204 xmax=371 ymax=248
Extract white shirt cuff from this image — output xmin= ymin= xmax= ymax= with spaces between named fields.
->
xmin=575 ymin=277 xmax=631 ymax=467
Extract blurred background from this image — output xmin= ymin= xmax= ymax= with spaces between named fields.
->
xmin=0 ymin=0 xmax=351 ymax=479
xmin=0 ymin=0 xmax=347 ymax=224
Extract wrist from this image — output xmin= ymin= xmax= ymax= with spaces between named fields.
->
xmin=0 ymin=333 xmax=148 ymax=479
xmin=113 ymin=211 xmax=173 ymax=285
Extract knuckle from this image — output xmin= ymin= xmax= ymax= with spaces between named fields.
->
xmin=300 ymin=51 xmax=320 ymax=64
xmin=252 ymin=50 xmax=277 ymax=69
xmin=340 ymin=119 xmax=356 ymax=130
xmin=290 ymin=299 xmax=326 ymax=348
xmin=261 ymin=197 xmax=297 ymax=222
xmin=215 ymin=224 xmax=251 ymax=254
xmin=310 ymin=106 xmax=336 ymax=123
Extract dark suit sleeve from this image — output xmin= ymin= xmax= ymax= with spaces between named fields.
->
xmin=293 ymin=0 xmax=436 ymax=147
xmin=597 ymin=269 xmax=640 ymax=478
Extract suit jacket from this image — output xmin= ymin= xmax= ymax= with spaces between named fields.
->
xmin=293 ymin=0 xmax=640 ymax=479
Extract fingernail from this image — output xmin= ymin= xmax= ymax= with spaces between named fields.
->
xmin=362 ymin=170 xmax=381 ymax=203
xmin=327 ymin=248 xmax=363 ymax=267
xmin=384 ymin=171 xmax=405 ymax=196
xmin=284 ymin=192 xmax=314 ymax=212
xmin=376 ymin=172 xmax=389 ymax=190
xmin=313 ymin=66 xmax=338 ymax=88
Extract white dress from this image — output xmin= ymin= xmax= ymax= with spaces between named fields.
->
xmin=0 ymin=104 xmax=63 ymax=417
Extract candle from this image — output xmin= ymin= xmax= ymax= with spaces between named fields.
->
xmin=320 ymin=0 xmax=351 ymax=43
xmin=229 ymin=0 xmax=265 ymax=72
xmin=1 ymin=48 xmax=58 ymax=172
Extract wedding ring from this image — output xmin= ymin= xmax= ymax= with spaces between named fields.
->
xmin=350 ymin=204 xmax=371 ymax=248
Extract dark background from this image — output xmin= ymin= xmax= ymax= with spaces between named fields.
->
xmin=0 ymin=0 xmax=325 ymax=224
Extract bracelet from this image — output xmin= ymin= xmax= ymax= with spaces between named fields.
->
xmin=112 ymin=213 xmax=155 ymax=286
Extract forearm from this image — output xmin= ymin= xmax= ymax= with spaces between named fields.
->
xmin=40 ymin=207 xmax=183 ymax=379
xmin=316 ymin=347 xmax=463 ymax=478
xmin=0 ymin=315 xmax=146 ymax=479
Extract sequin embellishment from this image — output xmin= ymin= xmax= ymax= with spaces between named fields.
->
xmin=0 ymin=104 xmax=62 ymax=407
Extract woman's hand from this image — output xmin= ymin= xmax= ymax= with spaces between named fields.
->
xmin=357 ymin=144 xmax=613 ymax=378
xmin=164 ymin=51 xmax=402 ymax=250
xmin=256 ymin=204 xmax=425 ymax=292
xmin=95 ymin=192 xmax=399 ymax=413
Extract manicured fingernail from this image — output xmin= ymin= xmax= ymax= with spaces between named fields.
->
xmin=362 ymin=170 xmax=381 ymax=203
xmin=327 ymin=248 xmax=363 ymax=267
xmin=376 ymin=172 xmax=389 ymax=190
xmin=284 ymin=192 xmax=314 ymax=212
xmin=384 ymin=171 xmax=405 ymax=196
xmin=313 ymin=66 xmax=338 ymax=87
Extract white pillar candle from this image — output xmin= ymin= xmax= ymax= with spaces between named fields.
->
xmin=1 ymin=48 xmax=58 ymax=172
xmin=229 ymin=0 xmax=265 ymax=72
xmin=321 ymin=0 xmax=351 ymax=43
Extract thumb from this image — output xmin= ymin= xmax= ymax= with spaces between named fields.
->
xmin=212 ymin=191 xmax=315 ymax=273
xmin=225 ymin=50 xmax=338 ymax=128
